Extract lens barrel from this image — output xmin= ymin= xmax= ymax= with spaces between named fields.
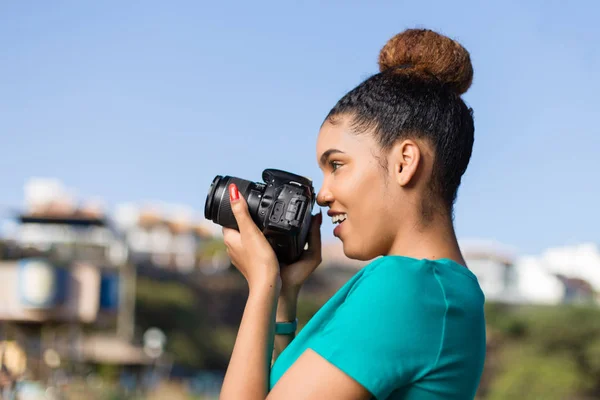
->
xmin=204 ymin=175 xmax=256 ymax=229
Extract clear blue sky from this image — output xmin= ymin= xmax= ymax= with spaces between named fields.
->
xmin=1 ymin=0 xmax=598 ymax=255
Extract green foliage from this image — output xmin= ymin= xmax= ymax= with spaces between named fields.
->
xmin=524 ymin=305 xmax=600 ymax=352
xmin=484 ymin=303 xmax=528 ymax=339
xmin=586 ymin=338 xmax=600 ymax=374
xmin=134 ymin=274 xmax=328 ymax=371
xmin=97 ymin=363 xmax=120 ymax=382
xmin=135 ymin=277 xmax=209 ymax=368
xmin=198 ymin=238 xmax=228 ymax=261
xmin=482 ymin=302 xmax=600 ymax=399
xmin=487 ymin=345 xmax=586 ymax=400
xmin=136 ymin=278 xmax=196 ymax=308
xmin=209 ymin=326 xmax=237 ymax=357
xmin=296 ymin=296 xmax=323 ymax=331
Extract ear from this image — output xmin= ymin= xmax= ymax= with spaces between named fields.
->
xmin=389 ymin=139 xmax=421 ymax=187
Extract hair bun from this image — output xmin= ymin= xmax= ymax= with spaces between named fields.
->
xmin=378 ymin=29 xmax=473 ymax=95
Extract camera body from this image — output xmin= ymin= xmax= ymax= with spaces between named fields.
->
xmin=204 ymin=169 xmax=315 ymax=264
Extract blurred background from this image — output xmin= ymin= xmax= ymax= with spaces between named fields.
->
xmin=1 ymin=1 xmax=599 ymax=399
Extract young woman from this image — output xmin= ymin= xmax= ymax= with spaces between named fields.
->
xmin=219 ymin=28 xmax=486 ymax=400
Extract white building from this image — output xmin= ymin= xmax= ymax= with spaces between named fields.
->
xmin=113 ymin=202 xmax=225 ymax=273
xmin=513 ymin=256 xmax=565 ymax=305
xmin=533 ymin=243 xmax=600 ymax=290
xmin=460 ymin=239 xmax=524 ymax=304
xmin=10 ymin=178 xmax=127 ymax=266
xmin=515 ymin=243 xmax=600 ymax=304
xmin=461 ymin=239 xmax=598 ymax=305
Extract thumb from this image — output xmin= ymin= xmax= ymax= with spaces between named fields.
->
xmin=229 ymin=183 xmax=257 ymax=233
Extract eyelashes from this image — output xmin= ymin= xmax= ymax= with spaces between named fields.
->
xmin=330 ymin=161 xmax=343 ymax=172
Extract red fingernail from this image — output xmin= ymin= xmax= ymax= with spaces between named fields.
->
xmin=229 ymin=183 xmax=239 ymax=202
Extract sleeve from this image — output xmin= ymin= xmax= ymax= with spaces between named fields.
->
xmin=309 ymin=259 xmax=446 ymax=399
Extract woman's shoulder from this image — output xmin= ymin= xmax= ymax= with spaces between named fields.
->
xmin=362 ymin=255 xmax=479 ymax=283
xmin=358 ymin=255 xmax=442 ymax=283
xmin=351 ymin=255 xmax=483 ymax=307
xmin=345 ymin=256 xmax=439 ymax=303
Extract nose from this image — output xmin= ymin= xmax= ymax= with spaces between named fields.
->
xmin=317 ymin=185 xmax=334 ymax=207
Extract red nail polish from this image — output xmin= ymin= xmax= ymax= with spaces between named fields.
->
xmin=229 ymin=183 xmax=239 ymax=202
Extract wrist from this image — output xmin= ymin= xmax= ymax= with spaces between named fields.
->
xmin=248 ymin=269 xmax=281 ymax=294
xmin=275 ymin=318 xmax=298 ymax=335
xmin=276 ymin=287 xmax=298 ymax=322
xmin=280 ymin=283 xmax=301 ymax=299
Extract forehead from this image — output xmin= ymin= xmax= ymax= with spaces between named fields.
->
xmin=317 ymin=119 xmax=344 ymax=149
xmin=316 ymin=117 xmax=376 ymax=161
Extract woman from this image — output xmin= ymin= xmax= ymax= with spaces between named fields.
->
xmin=219 ymin=28 xmax=486 ymax=400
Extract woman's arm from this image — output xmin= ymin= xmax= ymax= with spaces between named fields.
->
xmin=273 ymin=212 xmax=323 ymax=362
xmin=220 ymin=274 xmax=280 ymax=399
xmin=219 ymin=184 xmax=282 ymax=400
xmin=267 ymin=350 xmax=371 ymax=400
xmin=219 ymin=185 xmax=325 ymax=399
xmin=272 ymin=285 xmax=300 ymax=363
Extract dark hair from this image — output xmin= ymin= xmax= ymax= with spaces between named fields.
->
xmin=326 ymin=29 xmax=474 ymax=217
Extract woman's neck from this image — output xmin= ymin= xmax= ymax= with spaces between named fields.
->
xmin=387 ymin=212 xmax=466 ymax=267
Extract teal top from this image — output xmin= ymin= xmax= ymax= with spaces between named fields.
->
xmin=269 ymin=256 xmax=486 ymax=399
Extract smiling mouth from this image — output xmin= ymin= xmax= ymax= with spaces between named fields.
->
xmin=331 ymin=213 xmax=347 ymax=224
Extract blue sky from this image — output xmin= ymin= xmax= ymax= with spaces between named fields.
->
xmin=1 ymin=0 xmax=598 ymax=255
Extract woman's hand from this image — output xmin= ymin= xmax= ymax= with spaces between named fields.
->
xmin=222 ymin=183 xmax=279 ymax=290
xmin=279 ymin=210 xmax=323 ymax=293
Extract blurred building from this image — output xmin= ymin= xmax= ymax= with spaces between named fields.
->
xmin=515 ymin=243 xmax=600 ymax=305
xmin=461 ymin=240 xmax=525 ymax=304
xmin=535 ymin=243 xmax=600 ymax=290
xmin=114 ymin=202 xmax=228 ymax=274
xmin=2 ymin=178 xmax=129 ymax=322
xmin=0 ymin=178 xmax=147 ymax=381
xmin=461 ymin=239 xmax=598 ymax=306
xmin=511 ymin=256 xmax=565 ymax=305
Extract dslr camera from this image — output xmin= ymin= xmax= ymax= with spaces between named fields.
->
xmin=204 ymin=169 xmax=316 ymax=264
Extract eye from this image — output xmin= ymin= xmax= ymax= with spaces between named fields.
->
xmin=330 ymin=161 xmax=343 ymax=172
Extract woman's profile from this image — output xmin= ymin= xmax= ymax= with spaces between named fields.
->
xmin=218 ymin=28 xmax=486 ymax=400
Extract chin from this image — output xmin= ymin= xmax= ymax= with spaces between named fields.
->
xmin=341 ymin=238 xmax=380 ymax=262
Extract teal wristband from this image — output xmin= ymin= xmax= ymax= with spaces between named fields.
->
xmin=275 ymin=318 xmax=298 ymax=335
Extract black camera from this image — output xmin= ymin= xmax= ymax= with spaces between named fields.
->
xmin=204 ymin=169 xmax=316 ymax=264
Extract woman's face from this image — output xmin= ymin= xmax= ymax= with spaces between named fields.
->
xmin=316 ymin=116 xmax=406 ymax=261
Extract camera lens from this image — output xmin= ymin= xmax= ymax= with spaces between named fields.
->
xmin=204 ymin=175 xmax=257 ymax=229
xmin=204 ymin=176 xmax=222 ymax=220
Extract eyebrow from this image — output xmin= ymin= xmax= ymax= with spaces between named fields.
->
xmin=319 ymin=149 xmax=345 ymax=166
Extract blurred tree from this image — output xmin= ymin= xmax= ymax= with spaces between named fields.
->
xmin=487 ymin=345 xmax=585 ymax=400
xmin=483 ymin=303 xmax=600 ymax=399
xmin=136 ymin=277 xmax=211 ymax=369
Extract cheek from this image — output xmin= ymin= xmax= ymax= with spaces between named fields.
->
xmin=365 ymin=182 xmax=393 ymax=226
xmin=345 ymin=183 xmax=395 ymax=259
xmin=348 ymin=171 xmax=390 ymax=224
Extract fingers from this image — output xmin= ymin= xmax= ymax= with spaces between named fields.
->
xmin=310 ymin=210 xmax=323 ymax=246
xmin=229 ymin=183 xmax=259 ymax=234
xmin=304 ymin=210 xmax=323 ymax=261
xmin=222 ymin=227 xmax=241 ymax=249
xmin=223 ymin=227 xmax=242 ymax=268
